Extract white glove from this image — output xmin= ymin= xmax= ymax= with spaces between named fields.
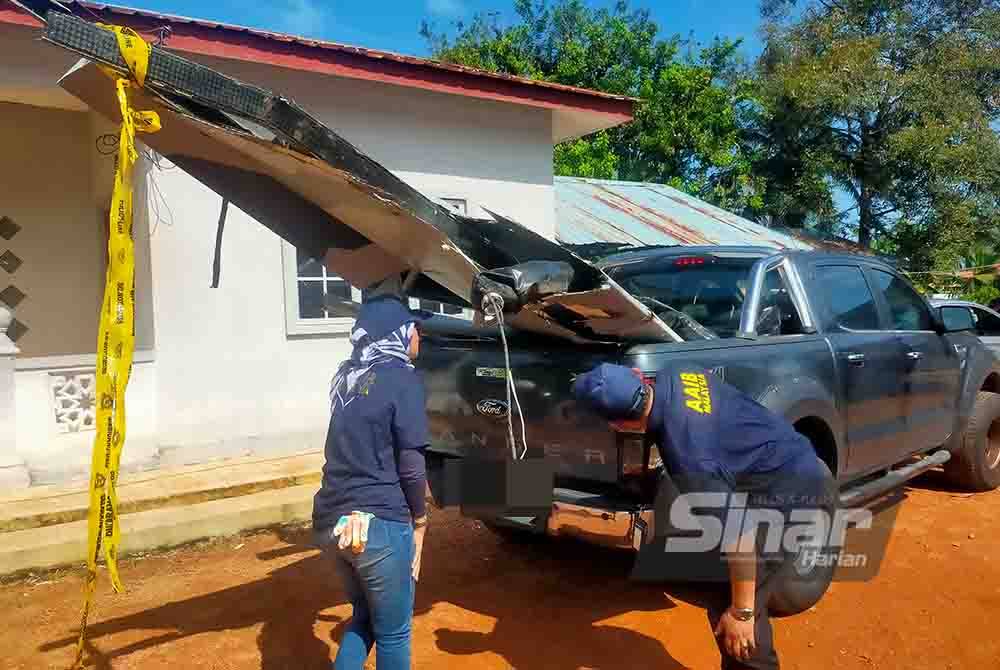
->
xmin=333 ymin=511 xmax=374 ymax=554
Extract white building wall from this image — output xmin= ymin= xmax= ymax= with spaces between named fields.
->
xmin=145 ymin=60 xmax=555 ymax=468
xmin=143 ymin=167 xmax=335 ymax=465
xmin=0 ymin=24 xmax=558 ymax=485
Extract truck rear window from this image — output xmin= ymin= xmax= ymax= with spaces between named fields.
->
xmin=614 ymin=259 xmax=757 ymax=339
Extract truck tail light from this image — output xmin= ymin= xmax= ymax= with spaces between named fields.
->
xmin=621 ymin=438 xmax=663 ymax=477
xmin=620 ymin=435 xmax=647 ymax=476
xmin=610 ymin=417 xmax=646 ymax=434
xmin=674 ymin=257 xmax=707 ymax=267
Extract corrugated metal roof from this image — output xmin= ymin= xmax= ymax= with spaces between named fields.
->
xmin=555 ymin=177 xmax=815 ymax=251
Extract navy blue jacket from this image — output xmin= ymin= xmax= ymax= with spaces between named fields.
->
xmin=649 ymin=366 xmax=828 ymax=506
xmin=313 ymin=363 xmax=430 ymax=529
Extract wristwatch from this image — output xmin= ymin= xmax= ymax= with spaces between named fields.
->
xmin=730 ymin=607 xmax=755 ymax=622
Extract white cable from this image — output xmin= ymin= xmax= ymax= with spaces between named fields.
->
xmin=485 ymin=293 xmax=529 ymax=460
xmin=497 ymin=308 xmax=529 ymax=459
xmin=488 ymin=295 xmax=517 ymax=460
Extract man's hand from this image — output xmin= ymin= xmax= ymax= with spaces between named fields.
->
xmin=719 ymin=537 xmax=757 ymax=662
xmin=715 ymin=608 xmax=756 ymax=662
xmin=412 ymin=518 xmax=428 ymax=582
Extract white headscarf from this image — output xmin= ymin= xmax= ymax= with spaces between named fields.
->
xmin=330 ymin=322 xmax=416 ymax=413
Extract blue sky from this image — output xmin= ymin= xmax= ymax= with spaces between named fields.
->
xmin=114 ymin=0 xmax=765 ymax=60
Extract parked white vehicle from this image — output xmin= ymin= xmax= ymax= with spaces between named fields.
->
xmin=932 ymin=300 xmax=1000 ymax=355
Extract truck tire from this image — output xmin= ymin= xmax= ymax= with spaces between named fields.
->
xmin=768 ymin=460 xmax=837 ymax=618
xmin=945 ymin=391 xmax=1000 ymax=492
xmin=768 ymin=538 xmax=837 ymax=617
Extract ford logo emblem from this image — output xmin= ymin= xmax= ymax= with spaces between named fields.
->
xmin=476 ymin=399 xmax=509 ymax=419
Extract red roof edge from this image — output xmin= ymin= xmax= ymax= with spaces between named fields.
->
xmin=0 ymin=1 xmax=636 ymax=124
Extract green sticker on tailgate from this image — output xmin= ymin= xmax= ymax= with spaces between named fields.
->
xmin=476 ymin=367 xmax=507 ymax=379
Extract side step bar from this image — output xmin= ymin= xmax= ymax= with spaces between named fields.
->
xmin=839 ymin=449 xmax=951 ymax=508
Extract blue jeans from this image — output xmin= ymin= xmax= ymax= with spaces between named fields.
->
xmin=319 ymin=517 xmax=415 ymax=670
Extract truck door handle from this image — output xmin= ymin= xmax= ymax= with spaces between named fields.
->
xmin=845 ymin=353 xmax=866 ymax=367
xmin=906 ymin=351 xmax=923 ymax=361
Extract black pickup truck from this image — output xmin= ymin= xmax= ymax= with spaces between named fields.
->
xmin=420 ymin=246 xmax=1000 ymax=614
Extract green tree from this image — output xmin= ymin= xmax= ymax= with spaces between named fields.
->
xmin=959 ymin=243 xmax=999 ymax=281
xmin=422 ymin=0 xmax=762 ymax=212
xmin=742 ymin=35 xmax=841 ymax=231
xmin=957 ymin=242 xmax=999 ymax=300
xmin=962 ymin=283 xmax=1000 ymax=305
xmin=758 ymin=0 xmax=1000 ymax=263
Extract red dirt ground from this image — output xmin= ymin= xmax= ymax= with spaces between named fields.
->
xmin=2 ymin=470 xmax=998 ymax=670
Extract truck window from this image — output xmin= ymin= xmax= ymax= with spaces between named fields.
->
xmin=942 ymin=306 xmax=976 ymax=332
xmin=615 ymin=259 xmax=756 ymax=339
xmin=816 ymin=265 xmax=880 ymax=331
xmin=971 ymin=307 xmax=1000 ymax=336
xmin=870 ymin=269 xmax=933 ymax=331
xmin=757 ymin=266 xmax=806 ymax=336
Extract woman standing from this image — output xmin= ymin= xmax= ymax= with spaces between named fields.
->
xmin=313 ymin=296 xmax=430 ymax=670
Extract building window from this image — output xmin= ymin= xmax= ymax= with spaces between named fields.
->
xmin=281 ymin=242 xmax=362 ymax=335
xmin=293 ymin=247 xmax=361 ymax=319
xmin=281 ymin=191 xmax=478 ymax=334
xmin=415 ymin=298 xmax=467 ymax=317
xmin=281 ymin=243 xmax=473 ymax=334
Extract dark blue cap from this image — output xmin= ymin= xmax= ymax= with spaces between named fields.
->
xmin=572 ymin=363 xmax=646 ymax=420
xmin=353 ymin=296 xmax=426 ymax=343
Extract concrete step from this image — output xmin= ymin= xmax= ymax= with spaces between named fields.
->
xmin=0 ymin=451 xmax=324 ymax=533
xmin=0 ymin=482 xmax=319 ymax=575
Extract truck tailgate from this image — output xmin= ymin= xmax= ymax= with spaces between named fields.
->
xmin=419 ymin=319 xmax=623 ymax=485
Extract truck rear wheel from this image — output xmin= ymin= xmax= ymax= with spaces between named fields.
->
xmin=768 ymin=459 xmax=837 ymax=617
xmin=945 ymin=391 xmax=1000 ymax=492
xmin=768 ymin=538 xmax=837 ymax=617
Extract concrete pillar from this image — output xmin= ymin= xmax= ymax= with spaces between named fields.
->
xmin=0 ymin=305 xmax=30 ymax=489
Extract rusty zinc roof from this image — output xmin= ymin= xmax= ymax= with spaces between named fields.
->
xmin=555 ymin=177 xmax=815 ymax=251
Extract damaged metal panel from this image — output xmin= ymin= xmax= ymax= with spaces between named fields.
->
xmin=45 ymin=12 xmax=678 ymax=343
xmin=57 ymin=58 xmax=480 ymax=300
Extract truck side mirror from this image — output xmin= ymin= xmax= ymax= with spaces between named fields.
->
xmin=937 ymin=306 xmax=975 ymax=333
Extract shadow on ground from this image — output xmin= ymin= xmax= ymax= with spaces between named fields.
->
xmin=42 ymin=526 xmax=339 ymax=669
xmin=904 ymin=467 xmax=970 ymax=494
xmin=40 ymin=521 xmax=687 ymax=669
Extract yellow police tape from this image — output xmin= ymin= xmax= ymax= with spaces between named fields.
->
xmin=72 ymin=25 xmax=160 ymax=669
